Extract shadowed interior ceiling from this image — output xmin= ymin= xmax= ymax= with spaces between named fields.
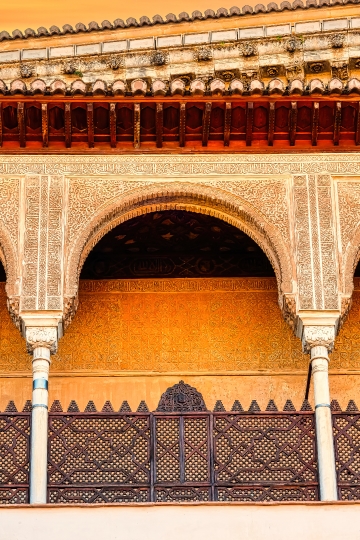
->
xmin=0 ymin=262 xmax=5 ymax=282
xmin=354 ymin=262 xmax=360 ymax=277
xmin=80 ymin=210 xmax=274 ymax=279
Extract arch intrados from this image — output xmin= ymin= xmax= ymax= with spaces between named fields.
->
xmin=0 ymin=225 xmax=18 ymax=297
xmin=343 ymin=224 xmax=360 ymax=296
xmin=65 ymin=185 xmax=293 ymax=300
xmin=80 ymin=203 xmax=279 ymax=277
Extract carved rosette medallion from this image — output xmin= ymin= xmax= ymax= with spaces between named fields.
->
xmin=156 ymin=380 xmax=207 ymax=412
xmin=25 ymin=327 xmax=58 ymax=354
xmin=302 ymin=326 xmax=336 ymax=354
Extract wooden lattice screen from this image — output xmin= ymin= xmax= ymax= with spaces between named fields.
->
xmin=332 ymin=400 xmax=360 ymax=501
xmin=47 ymin=401 xmax=319 ymax=503
xmin=0 ymin=403 xmax=31 ymax=505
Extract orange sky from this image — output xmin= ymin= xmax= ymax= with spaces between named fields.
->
xmin=1 ymin=0 xmax=259 ymax=32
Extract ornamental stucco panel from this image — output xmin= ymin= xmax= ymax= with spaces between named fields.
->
xmin=0 ymin=154 xmax=359 ymax=330
xmin=293 ymin=174 xmax=338 ymax=311
xmin=20 ymin=175 xmax=65 ymax=313
xmin=0 ymin=176 xmax=21 ymax=297
xmin=336 ymin=179 xmax=360 ymax=297
xmin=64 ymin=175 xmax=294 ymax=303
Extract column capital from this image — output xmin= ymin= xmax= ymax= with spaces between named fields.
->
xmin=25 ymin=326 xmax=58 ymax=354
xmin=301 ymin=325 xmax=336 ymax=354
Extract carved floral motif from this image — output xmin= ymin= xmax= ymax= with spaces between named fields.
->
xmin=302 ymin=326 xmax=335 ymax=354
xmin=329 ymin=33 xmax=345 ymax=49
xmin=156 ymin=380 xmax=207 ymax=412
xmin=150 ymin=51 xmax=168 ymax=66
xmin=107 ymin=55 xmax=125 ymax=70
xmin=239 ymin=42 xmax=257 ymax=57
xmin=25 ymin=326 xmax=58 ymax=353
xmin=194 ymin=46 xmax=213 ymax=62
xmin=284 ymin=37 xmax=302 ymax=54
xmin=19 ymin=64 xmax=34 ymax=78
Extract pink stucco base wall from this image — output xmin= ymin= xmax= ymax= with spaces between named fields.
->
xmin=1 ymin=502 xmax=359 ymax=540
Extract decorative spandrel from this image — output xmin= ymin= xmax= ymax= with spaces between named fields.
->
xmin=156 ymin=381 xmax=207 ymax=412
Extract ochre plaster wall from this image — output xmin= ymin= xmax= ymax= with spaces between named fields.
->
xmin=1 ymin=279 xmax=360 ymax=411
xmin=54 ymin=278 xmax=307 ymax=373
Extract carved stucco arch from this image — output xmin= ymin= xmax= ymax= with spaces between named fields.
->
xmin=341 ymin=224 xmax=360 ymax=323
xmin=0 ymin=223 xmax=20 ymax=328
xmin=64 ymin=182 xmax=294 ymax=327
xmin=0 ymin=224 xmax=19 ymax=297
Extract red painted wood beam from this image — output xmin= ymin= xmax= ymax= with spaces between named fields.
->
xmin=268 ymin=102 xmax=275 ymax=147
xmin=41 ymin=103 xmax=48 ymax=148
xmin=65 ymin=103 xmax=71 ymax=148
xmin=134 ymin=103 xmax=141 ymax=149
xmin=333 ymin=101 xmax=341 ymax=146
xmin=87 ymin=103 xmax=94 ymax=148
xmin=17 ymin=102 xmax=26 ymax=148
xmin=224 ymin=102 xmax=231 ymax=147
xmin=356 ymin=102 xmax=360 ymax=146
xmin=246 ymin=102 xmax=253 ymax=147
xmin=289 ymin=102 xmax=297 ymax=147
xmin=179 ymin=103 xmax=186 ymax=148
xmin=156 ymin=103 xmax=163 ymax=149
xmin=202 ymin=102 xmax=212 ymax=147
xmin=110 ymin=103 xmax=117 ymax=148
xmin=311 ymin=102 xmax=319 ymax=146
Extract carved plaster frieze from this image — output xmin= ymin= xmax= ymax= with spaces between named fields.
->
xmin=25 ymin=326 xmax=58 ymax=354
xmin=21 ymin=175 xmax=64 ymax=313
xmin=293 ymin=174 xmax=338 ymax=312
xmin=1 ymin=153 xmax=360 ymax=178
xmin=302 ymin=325 xmax=336 ymax=354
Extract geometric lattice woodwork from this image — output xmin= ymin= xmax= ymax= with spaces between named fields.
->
xmin=0 ymin=412 xmax=30 ymax=504
xmin=47 ymin=396 xmax=319 ymax=503
xmin=48 ymin=412 xmax=151 ymax=504
xmin=214 ymin=412 xmax=318 ymax=501
xmin=333 ymin=411 xmax=360 ymax=501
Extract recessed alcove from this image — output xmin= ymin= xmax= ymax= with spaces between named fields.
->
xmin=35 ymin=209 xmax=308 ymax=411
xmin=80 ymin=210 xmax=275 ymax=280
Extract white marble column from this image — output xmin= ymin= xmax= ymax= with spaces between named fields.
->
xmin=26 ymin=327 xmax=57 ymax=504
xmin=302 ymin=326 xmax=338 ymax=501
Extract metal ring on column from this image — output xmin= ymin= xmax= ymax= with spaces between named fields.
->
xmin=311 ymin=353 xmax=329 ymax=362
xmin=31 ymin=404 xmax=48 ymax=409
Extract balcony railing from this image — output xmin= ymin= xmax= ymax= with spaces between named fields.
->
xmin=1 ymin=386 xmax=359 ymax=504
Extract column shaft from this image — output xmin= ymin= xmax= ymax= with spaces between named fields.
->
xmin=30 ymin=346 xmax=50 ymax=504
xmin=311 ymin=345 xmax=338 ymax=501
